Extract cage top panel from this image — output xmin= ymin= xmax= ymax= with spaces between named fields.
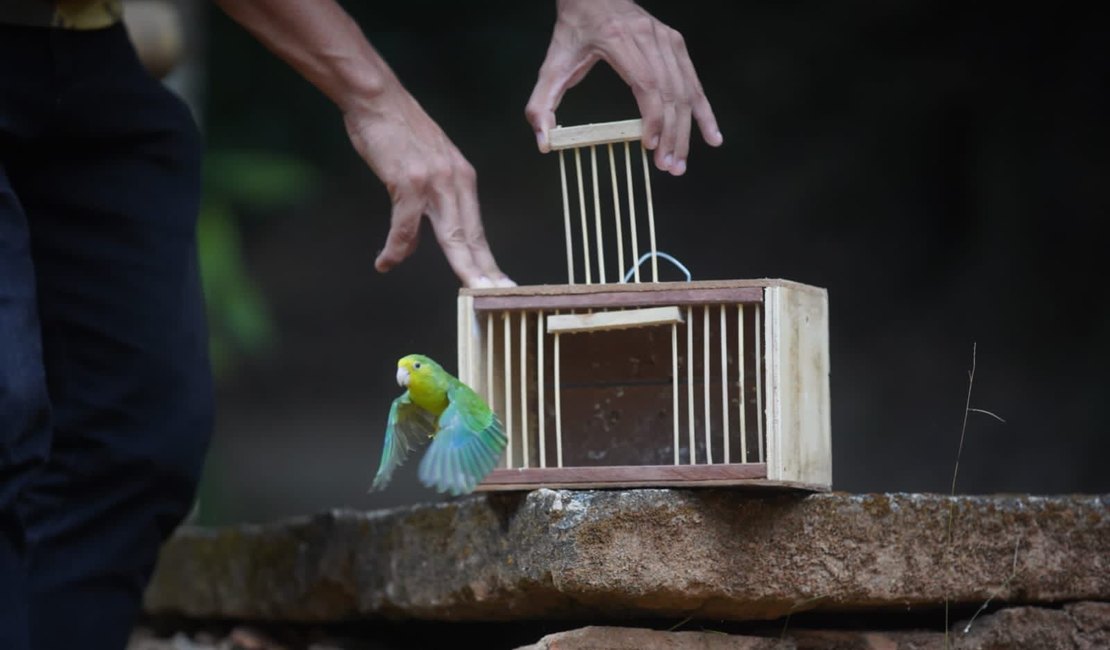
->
xmin=462 ymin=279 xmax=826 ymax=309
xmin=461 ymin=279 xmax=825 ymax=296
xmin=547 ymin=119 xmax=643 ymax=151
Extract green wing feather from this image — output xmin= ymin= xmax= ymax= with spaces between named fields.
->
xmin=417 ymin=379 xmax=507 ymax=496
xmin=370 ymin=392 xmax=437 ymax=492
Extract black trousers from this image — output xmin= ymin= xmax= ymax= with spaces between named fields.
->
xmin=0 ymin=23 xmax=213 ymax=650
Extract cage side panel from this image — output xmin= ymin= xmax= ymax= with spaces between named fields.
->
xmin=764 ymin=286 xmax=831 ymax=487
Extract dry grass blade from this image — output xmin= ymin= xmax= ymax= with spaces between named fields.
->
xmin=945 ymin=342 xmax=977 ymax=648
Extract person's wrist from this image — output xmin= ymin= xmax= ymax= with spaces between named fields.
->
xmin=335 ymin=68 xmax=397 ymax=117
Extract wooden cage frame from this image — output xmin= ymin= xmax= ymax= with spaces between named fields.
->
xmin=457 ymin=280 xmax=830 ymax=491
xmin=453 ymin=118 xmax=831 ymax=491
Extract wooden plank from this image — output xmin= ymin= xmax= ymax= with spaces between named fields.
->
xmin=546 ymin=306 xmax=684 ymax=334
xmin=476 ymin=475 xmax=828 ymax=492
xmin=476 ymin=463 xmax=768 ymax=489
xmin=456 ymin=295 xmax=481 ymax=392
xmin=548 ymin=119 xmax=643 ymax=151
xmin=474 ymin=286 xmax=764 ymax=311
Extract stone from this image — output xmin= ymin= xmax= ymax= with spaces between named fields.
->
xmin=952 ymin=600 xmax=1110 ymax=649
xmin=127 ymin=603 xmax=1110 ymax=649
xmin=785 ymin=601 xmax=1110 ymax=649
xmin=516 ymin=626 xmax=792 ymax=649
xmin=127 ymin=629 xmax=222 ymax=650
xmin=514 ymin=602 xmax=1110 ymax=649
xmin=143 ymin=491 xmax=1109 ymax=622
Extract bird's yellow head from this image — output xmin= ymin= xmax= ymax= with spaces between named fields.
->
xmin=396 ymin=354 xmax=450 ymax=415
xmin=395 ymin=354 xmax=441 ymax=389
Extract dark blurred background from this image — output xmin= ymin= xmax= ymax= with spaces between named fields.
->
xmin=142 ymin=0 xmax=1107 ymax=525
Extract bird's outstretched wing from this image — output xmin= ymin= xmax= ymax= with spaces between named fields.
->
xmin=370 ymin=392 xmax=437 ymax=492
xmin=417 ymin=382 xmax=507 ymax=496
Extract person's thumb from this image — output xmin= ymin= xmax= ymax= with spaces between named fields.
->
xmin=524 ymin=67 xmax=562 ymax=152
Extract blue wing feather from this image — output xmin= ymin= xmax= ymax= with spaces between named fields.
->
xmin=417 ymin=383 xmax=507 ymax=496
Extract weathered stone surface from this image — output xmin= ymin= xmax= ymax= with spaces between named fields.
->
xmin=516 ymin=626 xmax=790 ymax=649
xmin=127 ymin=603 xmax=1110 ymax=649
xmin=144 ymin=490 xmax=1108 ymax=622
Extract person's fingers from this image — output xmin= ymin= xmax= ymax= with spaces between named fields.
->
xmin=523 ymin=63 xmax=562 ymax=152
xmin=375 ymin=191 xmax=423 ymax=274
xmin=691 ymin=86 xmax=722 ymax=148
xmin=525 ymin=42 xmax=598 ymax=152
xmin=601 ymin=32 xmax=663 ymax=154
xmin=673 ymin=33 xmax=723 ymax=147
xmin=455 ymin=162 xmax=515 ymax=286
xmin=426 ymin=172 xmax=485 ymax=288
xmin=659 ymin=28 xmax=692 ymax=174
xmin=629 ymin=22 xmax=674 ymax=171
xmin=670 ymin=101 xmax=692 ymax=175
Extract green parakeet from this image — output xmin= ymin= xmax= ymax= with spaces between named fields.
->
xmin=370 ymin=354 xmax=507 ymax=496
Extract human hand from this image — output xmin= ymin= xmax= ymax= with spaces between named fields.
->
xmin=344 ymin=89 xmax=514 ymax=289
xmin=525 ymin=0 xmax=722 ymax=176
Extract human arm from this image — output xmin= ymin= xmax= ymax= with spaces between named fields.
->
xmin=212 ymin=0 xmax=513 ymax=287
xmin=525 ymin=0 xmax=722 ymax=176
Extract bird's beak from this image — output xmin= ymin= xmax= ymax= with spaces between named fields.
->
xmin=396 ymin=366 xmax=410 ymax=388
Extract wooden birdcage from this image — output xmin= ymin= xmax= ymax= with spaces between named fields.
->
xmin=458 ymin=120 xmax=831 ymax=491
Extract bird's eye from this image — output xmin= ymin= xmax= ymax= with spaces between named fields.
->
xmin=413 ymin=362 xmax=421 ymax=370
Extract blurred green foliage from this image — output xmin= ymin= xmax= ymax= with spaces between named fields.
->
xmin=197 ymin=150 xmax=319 ymax=381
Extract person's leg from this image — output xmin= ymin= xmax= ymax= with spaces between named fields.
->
xmin=0 ymin=25 xmax=56 ymax=650
xmin=0 ymin=161 xmax=51 ymax=650
xmin=9 ymin=25 xmax=213 ymax=650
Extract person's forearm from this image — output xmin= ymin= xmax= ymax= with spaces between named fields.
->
xmin=212 ymin=0 xmax=395 ymax=114
xmin=214 ymin=0 xmax=512 ymax=287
